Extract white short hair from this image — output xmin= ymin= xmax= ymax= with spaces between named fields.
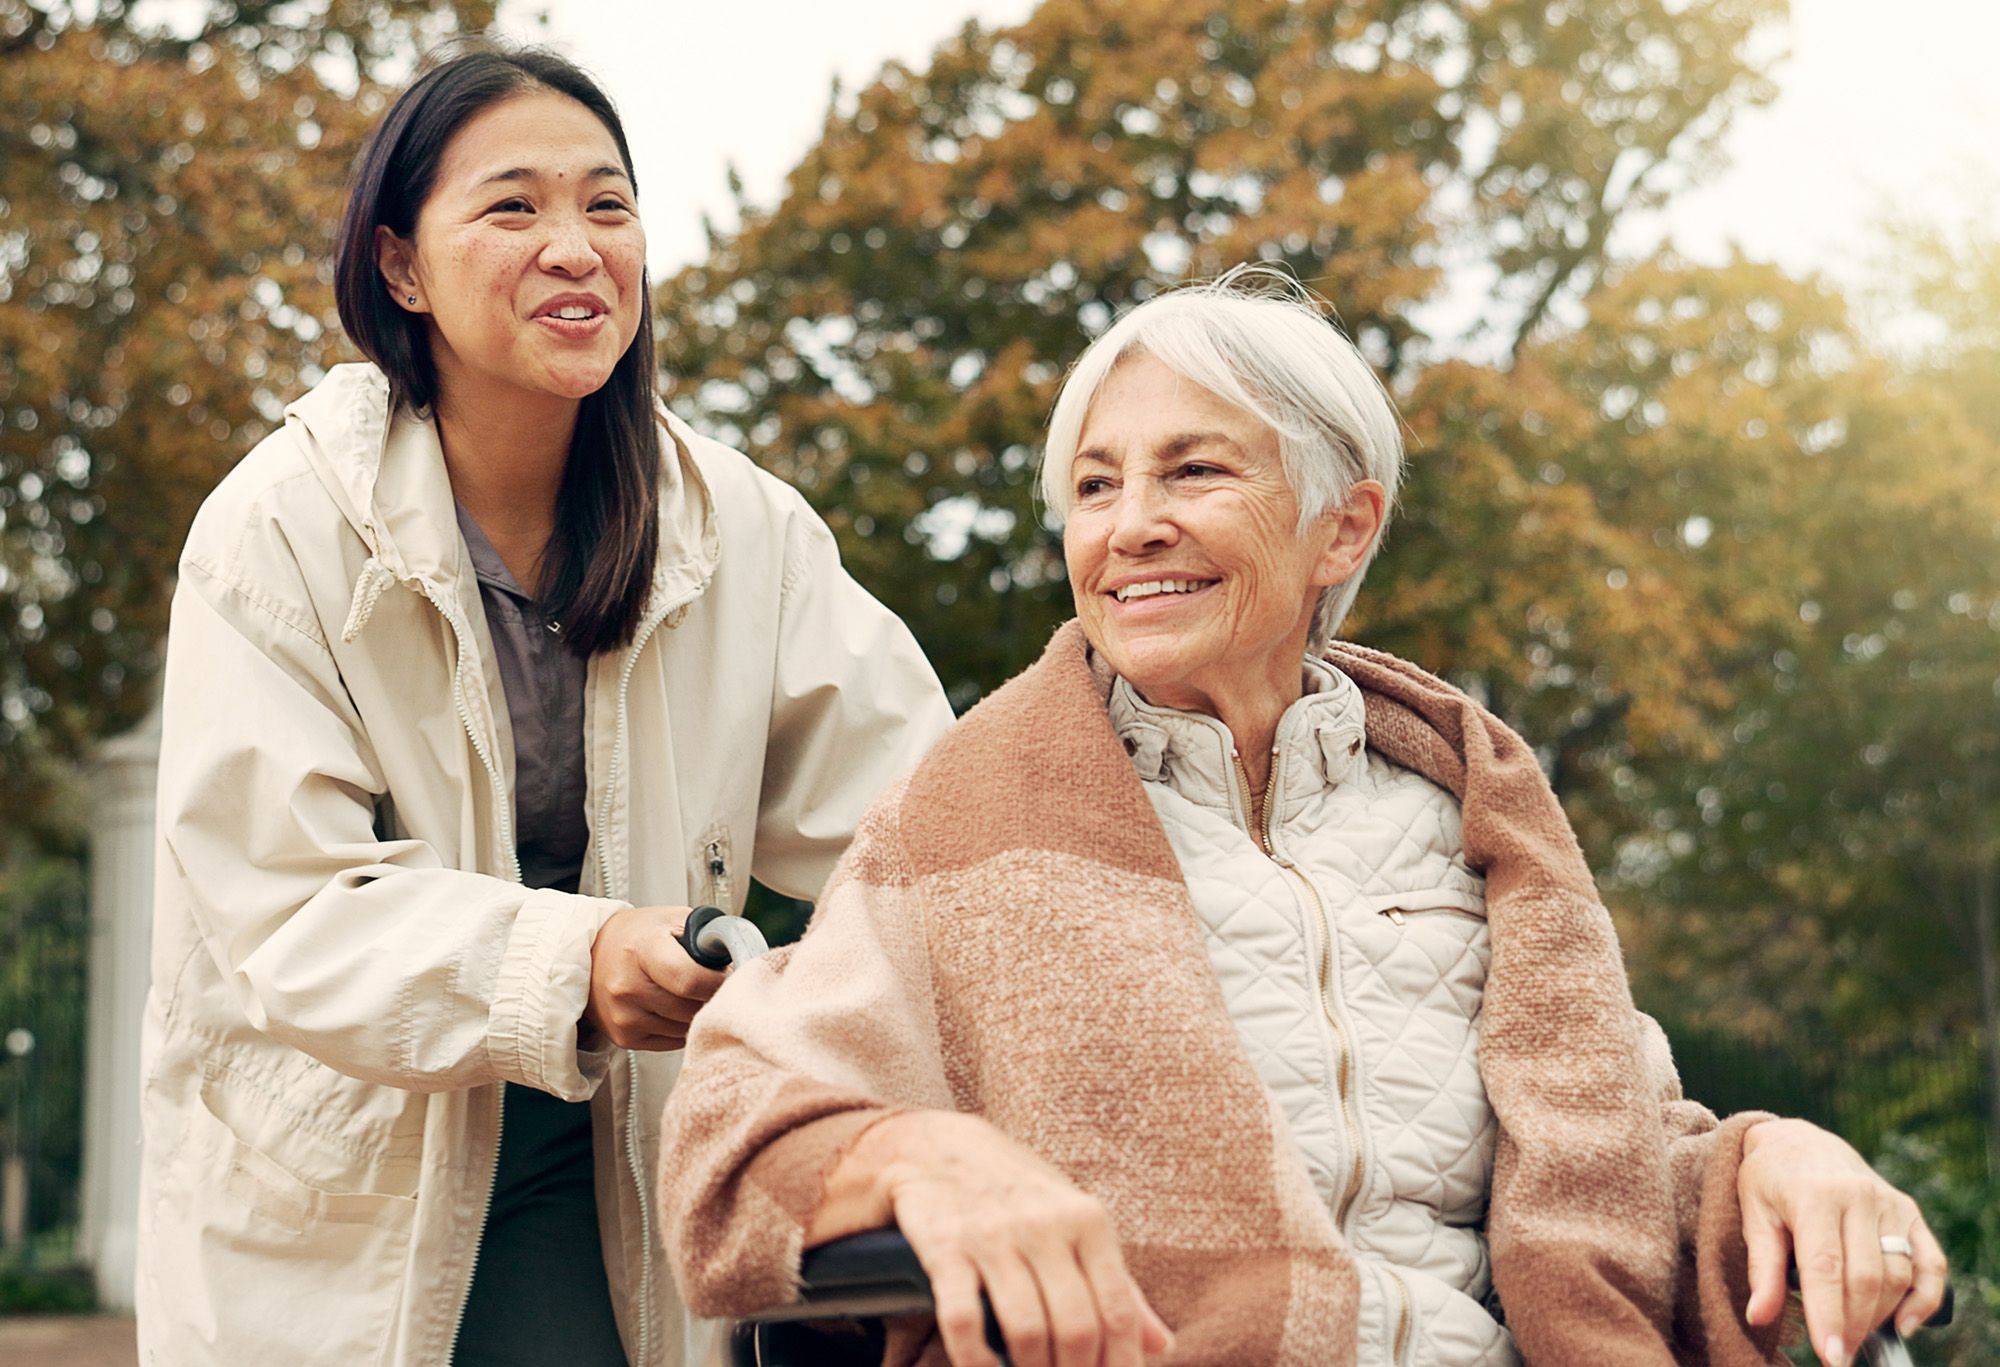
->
xmin=1040 ymin=267 xmax=1403 ymax=648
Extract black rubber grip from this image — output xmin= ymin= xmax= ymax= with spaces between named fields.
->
xmin=796 ymin=1231 xmax=1007 ymax=1355
xmin=677 ymin=904 xmax=731 ymax=971
xmin=796 ymin=1228 xmax=934 ymax=1303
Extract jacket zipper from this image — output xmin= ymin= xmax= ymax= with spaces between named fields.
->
xmin=593 ymin=586 xmax=695 ymax=1367
xmin=1228 ymin=748 xmax=1278 ymax=857
xmin=1388 ymin=1266 xmax=1412 ymax=1366
xmin=444 ymin=1087 xmax=506 ymax=1365
xmin=1379 ymin=905 xmax=1484 ymax=927
xmin=595 ymin=599 xmax=678 ymax=907
xmin=1230 ymin=746 xmax=1369 ymax=1228
xmin=422 ymin=585 xmax=522 ymax=884
xmin=421 ymin=584 xmax=518 ymax=1366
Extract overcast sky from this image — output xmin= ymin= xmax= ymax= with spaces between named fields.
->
xmin=502 ymin=0 xmax=2000 ymax=293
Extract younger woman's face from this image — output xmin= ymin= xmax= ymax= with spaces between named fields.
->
xmin=376 ymin=89 xmax=646 ymax=412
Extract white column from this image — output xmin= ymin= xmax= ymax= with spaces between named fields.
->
xmin=80 ymin=701 xmax=160 ymax=1313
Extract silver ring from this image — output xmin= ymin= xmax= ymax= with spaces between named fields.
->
xmin=1880 ymin=1234 xmax=1915 ymax=1259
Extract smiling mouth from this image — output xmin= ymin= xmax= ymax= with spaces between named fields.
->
xmin=1111 ymin=578 xmax=1217 ymax=603
xmin=532 ymin=295 xmax=611 ymax=326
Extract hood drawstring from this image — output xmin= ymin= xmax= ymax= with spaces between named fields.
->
xmin=342 ymin=558 xmax=398 ymax=643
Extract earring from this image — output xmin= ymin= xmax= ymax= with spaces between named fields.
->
xmin=406 ymin=295 xmax=417 ymax=305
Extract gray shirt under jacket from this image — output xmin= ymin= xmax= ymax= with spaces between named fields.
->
xmin=451 ymin=504 xmax=627 ymax=1367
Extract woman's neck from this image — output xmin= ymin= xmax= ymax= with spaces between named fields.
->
xmin=433 ymin=383 xmax=578 ymax=595
xmin=1141 ymin=644 xmax=1310 ymax=800
xmin=1213 ymin=691 xmax=1293 ymax=803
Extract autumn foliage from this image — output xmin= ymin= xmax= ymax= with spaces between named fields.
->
xmin=0 ymin=0 xmax=492 ymax=830
xmin=2 ymin=0 xmax=1997 ymax=1190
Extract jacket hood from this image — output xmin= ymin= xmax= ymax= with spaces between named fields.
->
xmin=285 ymin=363 xmax=718 ymax=638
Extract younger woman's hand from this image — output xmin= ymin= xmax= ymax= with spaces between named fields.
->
xmin=1739 ymin=1118 xmax=1949 ymax=1366
xmin=819 ymin=1111 xmax=1174 ymax=1367
xmin=583 ymin=905 xmax=727 ymax=1050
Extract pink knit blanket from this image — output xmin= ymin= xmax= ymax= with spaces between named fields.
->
xmin=661 ymin=622 xmax=1785 ymax=1364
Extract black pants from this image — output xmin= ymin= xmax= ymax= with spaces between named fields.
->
xmin=452 ymin=1083 xmax=629 ymax=1366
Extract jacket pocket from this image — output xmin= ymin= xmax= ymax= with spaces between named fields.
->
xmin=1364 ymin=888 xmax=1486 ymax=927
xmin=147 ymin=1074 xmax=418 ymax=1364
xmin=202 ymin=1103 xmax=414 ymax=1234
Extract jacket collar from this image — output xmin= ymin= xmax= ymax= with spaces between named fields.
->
xmin=287 ymin=363 xmax=719 ymax=639
xmin=1103 ymin=655 xmax=1370 ymax=811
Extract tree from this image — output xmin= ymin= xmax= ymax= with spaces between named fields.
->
xmin=1597 ymin=242 xmax=2000 ymax=1175
xmin=1363 ymin=255 xmax=1859 ymax=849
xmin=0 ymin=0 xmax=494 ymax=837
xmin=654 ymin=0 xmax=1784 ymax=708
xmin=1906 ymin=227 xmax=2000 ymax=1173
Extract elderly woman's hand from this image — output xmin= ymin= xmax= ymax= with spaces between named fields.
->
xmin=1738 ymin=1118 xmax=1948 ymax=1366
xmin=809 ymin=1110 xmax=1174 ymax=1367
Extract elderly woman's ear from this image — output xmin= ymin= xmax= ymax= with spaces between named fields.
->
xmin=1308 ymin=478 xmax=1388 ymax=589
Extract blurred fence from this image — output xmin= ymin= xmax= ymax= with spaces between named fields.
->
xmin=0 ymin=856 xmax=90 ymax=1294
xmin=1666 ymin=1014 xmax=1994 ymax=1175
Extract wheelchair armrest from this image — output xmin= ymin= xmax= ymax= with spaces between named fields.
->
xmin=739 ymin=1229 xmax=936 ymax=1323
xmin=734 ymin=1229 xmax=1010 ymax=1365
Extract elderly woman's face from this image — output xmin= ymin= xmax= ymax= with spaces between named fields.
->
xmin=1064 ymin=354 xmax=1349 ymax=715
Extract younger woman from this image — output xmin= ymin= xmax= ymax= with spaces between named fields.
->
xmin=137 ymin=46 xmax=951 ymax=1366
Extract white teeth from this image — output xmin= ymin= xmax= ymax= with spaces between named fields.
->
xmin=551 ymin=306 xmax=596 ymax=320
xmin=1114 ymin=579 xmax=1208 ymax=602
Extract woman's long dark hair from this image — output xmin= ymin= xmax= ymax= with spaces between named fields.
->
xmin=333 ymin=44 xmax=660 ymax=657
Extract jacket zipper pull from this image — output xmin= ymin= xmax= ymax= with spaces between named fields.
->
xmin=1382 ymin=908 xmax=1407 ymax=926
xmin=703 ymin=839 xmax=729 ymax=907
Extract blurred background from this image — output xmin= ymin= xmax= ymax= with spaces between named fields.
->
xmin=1 ymin=0 xmax=1995 ymax=1361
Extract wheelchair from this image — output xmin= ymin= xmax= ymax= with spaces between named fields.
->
xmin=678 ymin=908 xmax=1955 ymax=1367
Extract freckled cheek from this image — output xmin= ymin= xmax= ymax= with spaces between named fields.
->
xmin=609 ymin=234 xmax=646 ymax=273
xmin=609 ymin=245 xmax=647 ymax=304
xmin=431 ymin=240 xmax=530 ymax=318
xmin=472 ymin=245 xmax=528 ymax=305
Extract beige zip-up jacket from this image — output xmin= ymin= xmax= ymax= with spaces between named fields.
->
xmin=1110 ymin=662 xmax=1514 ymax=1365
xmin=135 ymin=362 xmax=953 ymax=1366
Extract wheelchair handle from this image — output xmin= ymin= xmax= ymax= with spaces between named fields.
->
xmin=678 ymin=904 xmax=769 ymax=971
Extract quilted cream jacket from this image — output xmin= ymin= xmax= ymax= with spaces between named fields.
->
xmin=1109 ymin=658 xmax=1515 ymax=1366
xmin=137 ymin=363 xmax=953 ymax=1366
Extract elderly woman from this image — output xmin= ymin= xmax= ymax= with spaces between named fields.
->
xmin=659 ymin=275 xmax=1947 ymax=1367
